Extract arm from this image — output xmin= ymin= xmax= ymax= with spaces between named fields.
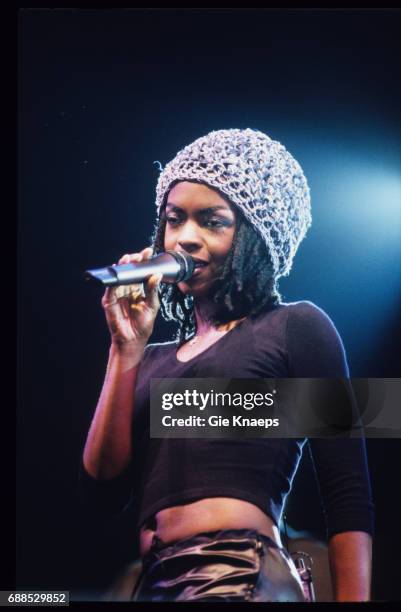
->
xmin=82 ymin=343 xmax=144 ymax=479
xmin=287 ymin=303 xmax=375 ymax=600
xmin=79 ymin=247 xmax=162 ymax=514
xmin=308 ymin=436 xmax=375 ymax=602
xmin=328 ymin=531 xmax=372 ymax=601
xmin=78 ymin=343 xmax=147 ymax=518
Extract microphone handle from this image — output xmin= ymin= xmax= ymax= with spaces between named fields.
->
xmin=112 ymin=253 xmax=182 ymax=285
xmin=85 ymin=251 xmax=193 ymax=286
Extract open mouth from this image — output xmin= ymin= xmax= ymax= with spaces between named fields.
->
xmin=190 ymin=260 xmax=209 ymax=279
xmin=193 ymin=260 xmax=209 ymax=269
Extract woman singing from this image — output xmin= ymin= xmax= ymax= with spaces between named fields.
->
xmin=79 ymin=129 xmax=374 ymax=602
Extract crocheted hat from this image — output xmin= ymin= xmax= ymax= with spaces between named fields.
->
xmin=155 ymin=128 xmax=311 ymax=278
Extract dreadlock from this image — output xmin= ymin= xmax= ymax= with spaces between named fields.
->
xmin=150 ymin=196 xmax=281 ymax=346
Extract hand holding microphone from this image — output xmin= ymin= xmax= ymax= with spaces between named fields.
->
xmin=100 ymin=248 xmax=163 ymax=352
xmin=87 ymin=249 xmax=195 ymax=353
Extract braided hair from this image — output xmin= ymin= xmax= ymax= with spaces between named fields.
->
xmin=150 ymin=186 xmax=281 ymax=346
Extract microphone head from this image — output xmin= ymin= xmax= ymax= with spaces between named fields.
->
xmin=84 ymin=266 xmax=118 ymax=285
xmin=165 ymin=251 xmax=195 ymax=281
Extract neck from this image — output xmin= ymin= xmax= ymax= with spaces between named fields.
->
xmin=193 ymin=298 xmax=219 ymax=335
xmin=193 ymin=297 xmax=246 ymax=336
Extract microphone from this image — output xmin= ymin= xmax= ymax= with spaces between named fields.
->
xmin=84 ymin=250 xmax=195 ymax=287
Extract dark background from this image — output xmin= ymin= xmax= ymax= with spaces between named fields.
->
xmin=18 ymin=8 xmax=401 ymax=601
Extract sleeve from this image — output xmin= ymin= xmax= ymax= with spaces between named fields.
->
xmin=77 ymin=459 xmax=134 ymax=520
xmin=306 ymin=438 xmax=375 ymax=538
xmin=286 ymin=301 xmax=349 ymax=378
xmin=286 ymin=301 xmax=375 ymax=538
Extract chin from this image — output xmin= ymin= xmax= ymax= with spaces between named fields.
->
xmin=177 ymin=280 xmax=211 ymax=298
xmin=178 ymin=277 xmax=221 ymax=300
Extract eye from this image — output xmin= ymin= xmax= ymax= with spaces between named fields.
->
xmin=205 ymin=219 xmax=224 ymax=228
xmin=204 ymin=216 xmax=233 ymax=229
xmin=166 ymin=215 xmax=182 ymax=226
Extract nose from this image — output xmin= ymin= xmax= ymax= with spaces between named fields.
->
xmin=175 ymin=220 xmax=203 ymax=254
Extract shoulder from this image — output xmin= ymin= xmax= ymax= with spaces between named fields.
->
xmin=145 ymin=339 xmax=177 ymax=351
xmin=137 ymin=340 xmax=177 ymax=376
xmin=252 ymin=300 xmax=338 ymax=337
xmin=144 ymin=340 xmax=176 ymax=355
xmin=142 ymin=339 xmax=176 ymax=363
xmin=285 ymin=300 xmax=343 ymax=342
xmin=283 ymin=300 xmax=349 ymax=377
xmin=285 ymin=300 xmax=338 ymax=331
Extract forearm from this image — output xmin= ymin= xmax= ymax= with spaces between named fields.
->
xmin=328 ymin=531 xmax=372 ymax=601
xmin=83 ymin=343 xmax=145 ymax=479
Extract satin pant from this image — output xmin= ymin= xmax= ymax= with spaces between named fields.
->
xmin=131 ymin=529 xmax=306 ymax=602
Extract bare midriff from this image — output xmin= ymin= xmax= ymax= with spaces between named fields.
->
xmin=139 ymin=497 xmax=282 ymax=558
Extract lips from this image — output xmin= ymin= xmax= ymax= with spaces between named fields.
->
xmin=193 ymin=259 xmax=209 ymax=268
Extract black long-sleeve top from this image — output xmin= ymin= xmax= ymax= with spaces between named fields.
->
xmin=79 ymin=301 xmax=375 ymax=539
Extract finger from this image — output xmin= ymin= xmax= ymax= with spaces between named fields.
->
xmin=140 ymin=246 xmax=154 ymax=260
xmin=114 ymin=284 xmax=141 ymax=301
xmin=118 ymin=253 xmax=131 ymax=265
xmin=102 ymin=286 xmax=119 ymax=308
xmin=118 ymin=252 xmax=143 ymax=265
xmin=143 ymin=273 xmax=162 ymax=311
xmin=103 ymin=284 xmax=135 ymax=309
xmin=120 ymin=297 xmax=131 ymax=319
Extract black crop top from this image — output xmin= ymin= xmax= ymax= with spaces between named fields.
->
xmin=79 ymin=301 xmax=375 ymax=539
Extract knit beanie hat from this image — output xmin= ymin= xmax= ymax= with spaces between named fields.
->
xmin=155 ymin=128 xmax=311 ymax=278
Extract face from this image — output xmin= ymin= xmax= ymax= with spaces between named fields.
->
xmin=163 ymin=181 xmax=237 ymax=297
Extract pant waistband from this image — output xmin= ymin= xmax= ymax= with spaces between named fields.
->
xmin=134 ymin=528 xmax=305 ymax=602
xmin=148 ymin=528 xmax=280 ymax=556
